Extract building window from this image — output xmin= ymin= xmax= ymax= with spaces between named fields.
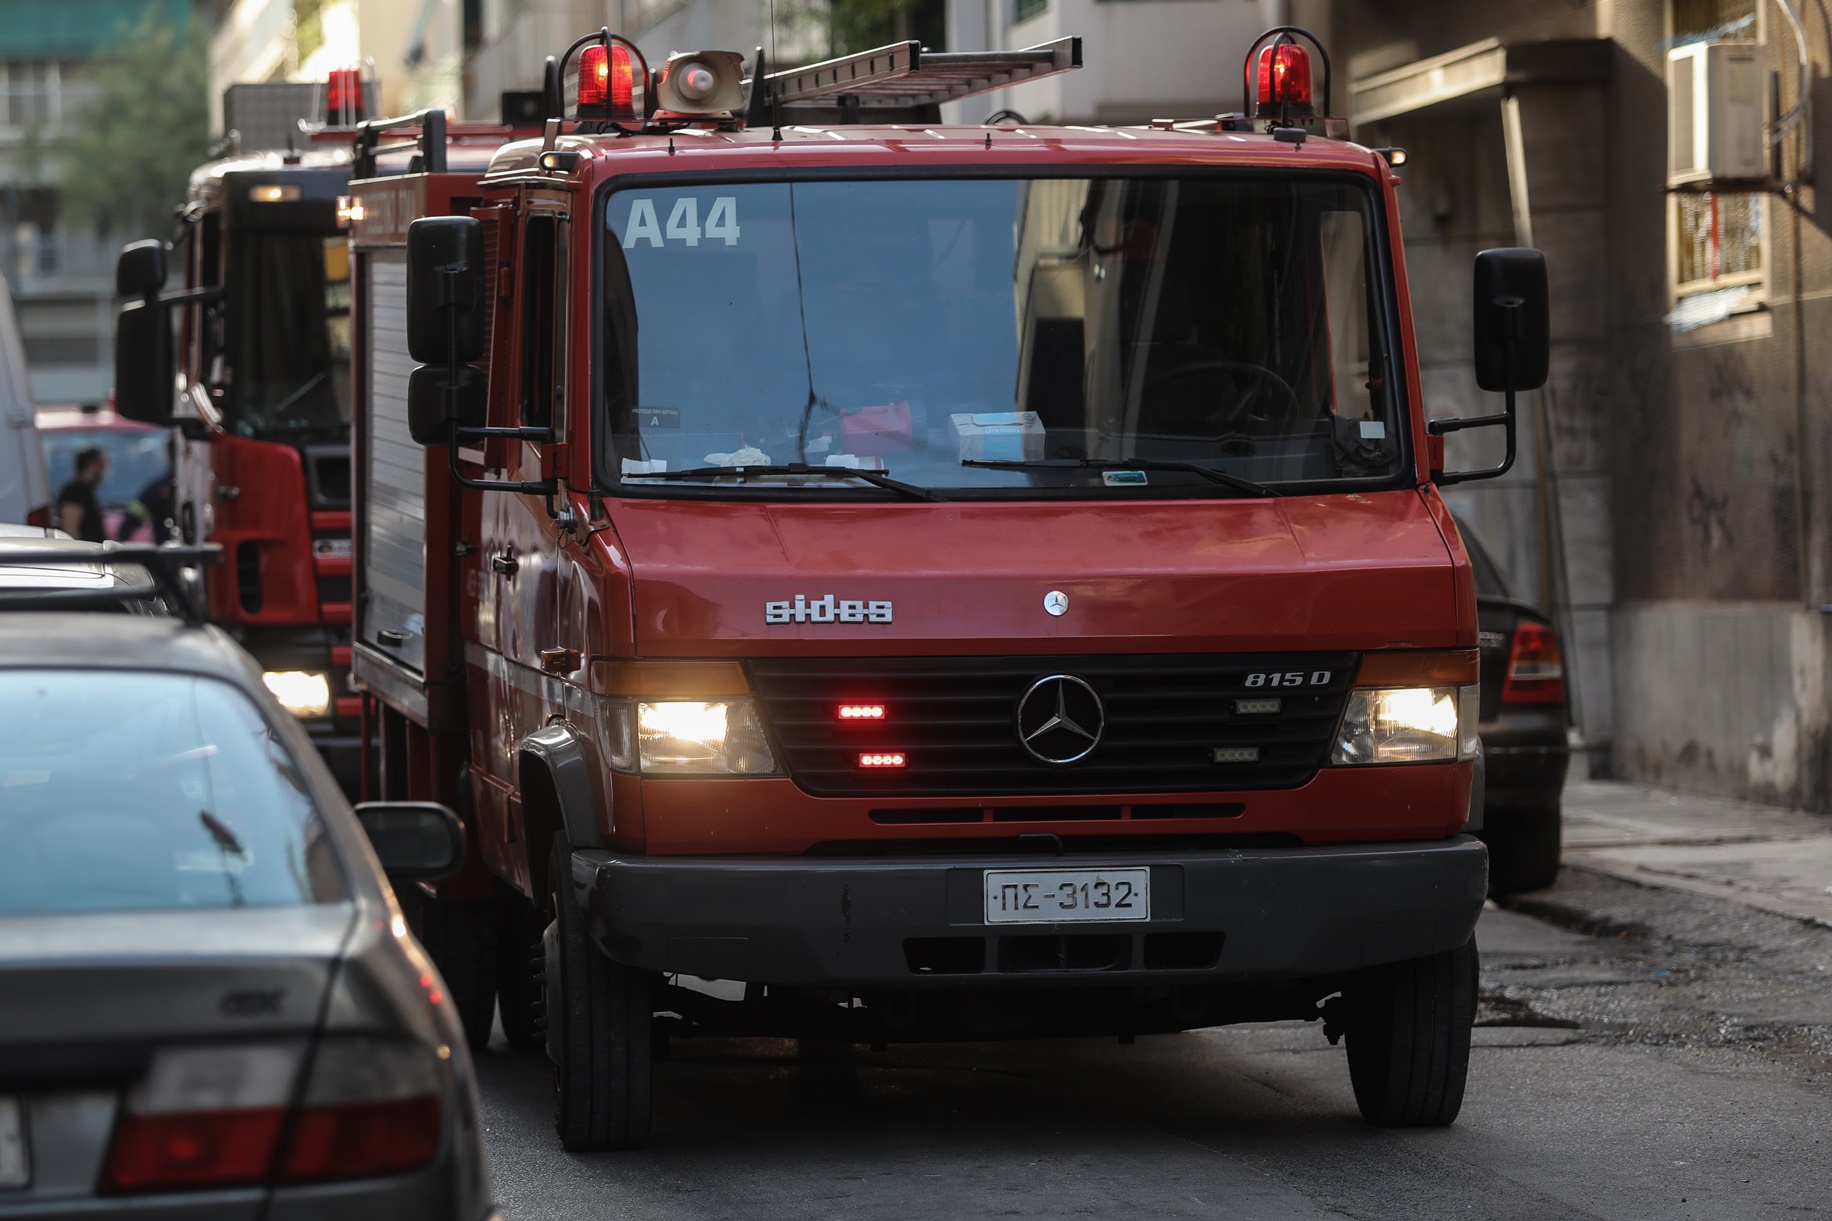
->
xmin=1675 ymin=191 xmax=1762 ymax=293
xmin=1668 ymin=0 xmax=1765 ymax=322
xmin=1015 ymin=0 xmax=1047 ymax=22
xmin=3 ymin=63 xmax=55 ymax=128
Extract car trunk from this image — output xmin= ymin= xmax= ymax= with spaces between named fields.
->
xmin=0 ymin=903 xmax=355 ymax=1212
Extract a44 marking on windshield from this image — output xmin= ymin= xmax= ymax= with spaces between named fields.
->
xmin=619 ymin=196 xmax=741 ymax=248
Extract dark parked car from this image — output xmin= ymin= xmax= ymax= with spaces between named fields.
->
xmin=1458 ymin=519 xmax=1570 ymax=893
xmin=0 ymin=549 xmax=497 ymax=1219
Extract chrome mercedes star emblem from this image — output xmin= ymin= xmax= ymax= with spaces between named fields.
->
xmin=1043 ymin=590 xmax=1069 ymax=616
xmin=1016 ymin=675 xmax=1104 ymax=765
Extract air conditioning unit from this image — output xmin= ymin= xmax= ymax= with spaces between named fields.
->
xmin=1668 ymin=41 xmax=1767 ymax=187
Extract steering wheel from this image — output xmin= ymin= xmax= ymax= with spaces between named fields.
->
xmin=1142 ymin=359 xmax=1301 ymax=429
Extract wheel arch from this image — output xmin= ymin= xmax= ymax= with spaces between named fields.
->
xmin=516 ymin=720 xmax=608 ymax=906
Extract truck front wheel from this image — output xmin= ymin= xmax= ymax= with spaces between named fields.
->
xmin=1344 ymin=938 xmax=1477 ymax=1127
xmin=543 ymin=837 xmax=654 ymax=1151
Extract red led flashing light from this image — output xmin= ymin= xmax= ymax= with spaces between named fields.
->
xmin=859 ymin=753 xmax=906 ymax=768
xmin=579 ymin=43 xmax=636 ymax=114
xmin=1255 ymin=43 xmax=1313 ymax=112
xmin=325 ymin=69 xmax=364 ymax=124
xmin=838 ymin=704 xmax=886 ymax=720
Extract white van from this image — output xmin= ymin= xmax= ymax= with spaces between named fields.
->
xmin=0 ymin=274 xmax=49 ymax=525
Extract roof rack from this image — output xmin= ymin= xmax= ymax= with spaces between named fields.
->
xmin=342 ymin=110 xmax=530 ymax=178
xmin=754 ymin=37 xmax=1082 ymax=113
xmin=0 ymin=544 xmax=221 ymax=624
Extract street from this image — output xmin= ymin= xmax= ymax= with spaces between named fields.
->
xmin=477 ymin=869 xmax=1832 ymax=1219
xmin=13 ymin=5 xmax=1832 ymax=1219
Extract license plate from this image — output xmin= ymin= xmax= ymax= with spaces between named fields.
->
xmin=0 ymin=1097 xmax=27 ymax=1189
xmin=983 ymin=868 xmax=1150 ymax=925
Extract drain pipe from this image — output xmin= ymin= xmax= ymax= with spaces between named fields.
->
xmin=1771 ymin=0 xmax=1813 ymax=182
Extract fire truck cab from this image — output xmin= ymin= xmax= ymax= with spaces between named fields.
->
xmin=109 ymin=77 xmax=536 ymax=794
xmin=349 ymin=28 xmax=1548 ymax=1150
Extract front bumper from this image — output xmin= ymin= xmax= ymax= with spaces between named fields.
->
xmin=572 ymin=835 xmax=1488 ymax=988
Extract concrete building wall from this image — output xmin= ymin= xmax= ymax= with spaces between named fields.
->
xmin=1339 ymin=0 xmax=1832 ymax=812
xmin=209 ymin=0 xmax=462 ymax=126
xmin=465 ymin=0 xmax=600 ymax=119
xmin=942 ymin=0 xmax=1284 ymax=124
xmin=1597 ymin=0 xmax=1832 ymax=810
xmin=1341 ymin=4 xmax=1618 ymax=772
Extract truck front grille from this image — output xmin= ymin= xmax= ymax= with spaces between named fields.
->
xmin=747 ymin=653 xmax=1357 ymax=798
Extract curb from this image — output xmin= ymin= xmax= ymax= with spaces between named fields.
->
xmin=1561 ymin=853 xmax=1832 ymax=932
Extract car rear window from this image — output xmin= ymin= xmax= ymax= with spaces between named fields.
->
xmin=0 ymin=670 xmax=344 ymax=916
xmin=1458 ymin=522 xmax=1511 ymax=599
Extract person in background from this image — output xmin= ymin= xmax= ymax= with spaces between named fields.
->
xmin=56 ymin=446 xmax=108 ymax=543
xmin=120 ymin=439 xmax=175 ymax=542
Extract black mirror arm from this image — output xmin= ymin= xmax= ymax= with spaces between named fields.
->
xmin=1432 ymin=303 xmax=1521 ymax=486
xmin=434 ymin=263 xmax=563 ymax=500
xmin=444 ymin=441 xmax=556 ymax=495
xmin=153 ymin=285 xmax=223 ymax=308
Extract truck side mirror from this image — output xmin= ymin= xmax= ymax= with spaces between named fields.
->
xmin=355 ymin=801 xmax=467 ymax=882
xmin=113 ymin=239 xmax=173 ymax=426
xmin=406 ymin=216 xmax=485 ymax=364
xmin=407 ymin=364 xmax=485 ymax=445
xmin=115 ymin=239 xmax=166 ymax=298
xmin=1472 ymin=247 xmax=1549 ymax=393
xmin=113 ymin=297 xmax=173 ymax=426
xmin=1433 ymin=247 xmax=1549 ymax=486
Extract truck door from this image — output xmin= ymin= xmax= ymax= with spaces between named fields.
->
xmin=174 ymin=210 xmax=220 ymax=546
xmin=477 ymin=194 xmax=569 ymax=799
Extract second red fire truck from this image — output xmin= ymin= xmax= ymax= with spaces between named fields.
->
xmin=345 ymin=28 xmax=1548 ymax=1149
xmin=110 ymin=76 xmax=537 ymax=792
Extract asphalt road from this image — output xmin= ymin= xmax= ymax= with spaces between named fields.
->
xmin=476 ymin=890 xmax=1832 ymax=1220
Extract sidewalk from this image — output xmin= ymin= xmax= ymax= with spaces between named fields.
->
xmin=1559 ymin=777 xmax=1832 ymax=928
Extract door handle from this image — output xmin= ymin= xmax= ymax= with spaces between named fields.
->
xmin=491 ymin=553 xmax=519 ymax=576
xmin=377 ymin=629 xmax=411 ymax=647
xmin=540 ymin=647 xmax=580 ymax=675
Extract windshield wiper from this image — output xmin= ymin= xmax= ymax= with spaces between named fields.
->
xmin=627 ymin=463 xmax=944 ymax=502
xmin=962 ymin=457 xmax=1277 ymax=498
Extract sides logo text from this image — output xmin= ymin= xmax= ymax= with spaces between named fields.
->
xmin=766 ymin=594 xmax=894 ymax=625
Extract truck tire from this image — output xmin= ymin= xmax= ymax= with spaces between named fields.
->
xmin=496 ymin=887 xmax=545 ymax=1051
xmin=1345 ymin=938 xmax=1477 ymax=1128
xmin=1485 ymin=804 xmax=1562 ymax=895
xmin=545 ymin=837 xmax=653 ymax=1151
xmin=402 ymin=887 xmax=498 ymax=1053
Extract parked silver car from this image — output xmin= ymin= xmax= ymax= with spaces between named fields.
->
xmin=0 ymin=549 xmax=497 ymax=1219
xmin=0 ymin=529 xmax=164 ymax=615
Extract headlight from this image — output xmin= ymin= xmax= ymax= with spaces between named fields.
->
xmin=600 ymin=698 xmax=777 ymax=775
xmin=1331 ymin=685 xmax=1479 ymax=765
xmin=263 ymin=670 xmax=332 ymax=718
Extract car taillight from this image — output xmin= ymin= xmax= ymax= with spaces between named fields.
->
xmin=278 ymin=1037 xmax=444 ymax=1183
xmin=103 ymin=1039 xmax=444 ymax=1194
xmin=103 ymin=1044 xmax=301 ymax=1193
xmin=1501 ymin=620 xmax=1565 ymax=706
xmin=24 ymin=504 xmax=48 ymax=528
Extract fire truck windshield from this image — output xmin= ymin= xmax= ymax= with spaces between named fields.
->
xmin=223 ymin=231 xmax=351 ymax=439
xmin=601 ymin=174 xmax=1404 ymax=497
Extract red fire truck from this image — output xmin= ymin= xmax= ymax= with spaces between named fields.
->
xmin=110 ymin=76 xmax=538 ymax=793
xmin=346 ymin=28 xmax=1548 ymax=1148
